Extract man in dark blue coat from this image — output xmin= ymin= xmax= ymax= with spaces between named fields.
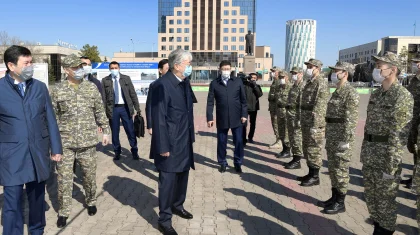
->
xmin=0 ymin=45 xmax=63 ymax=235
xmin=206 ymin=60 xmax=248 ymax=173
xmin=151 ymin=49 xmax=195 ymax=235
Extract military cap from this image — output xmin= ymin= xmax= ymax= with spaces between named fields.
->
xmin=270 ymin=66 xmax=281 ymax=72
xmin=62 ymin=54 xmax=83 ymax=68
xmin=279 ymin=70 xmax=289 ymax=77
xmin=411 ymin=53 xmax=420 ymax=62
xmin=328 ymin=61 xmax=355 ymax=74
xmin=290 ymin=66 xmax=303 ymax=73
xmin=372 ymin=51 xmax=401 ymax=71
xmin=304 ymin=58 xmax=323 ymax=68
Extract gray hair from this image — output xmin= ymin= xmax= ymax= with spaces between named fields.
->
xmin=168 ymin=49 xmax=193 ymax=70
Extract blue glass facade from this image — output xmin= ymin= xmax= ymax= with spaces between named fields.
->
xmin=232 ymin=0 xmax=256 ymax=32
xmin=158 ymin=0 xmax=182 ymax=33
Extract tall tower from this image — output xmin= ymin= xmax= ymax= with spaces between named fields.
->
xmin=158 ymin=0 xmax=256 ymax=68
xmin=285 ymin=19 xmax=316 ymax=71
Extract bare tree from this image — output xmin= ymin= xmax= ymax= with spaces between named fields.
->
xmin=0 ymin=31 xmax=44 ymax=63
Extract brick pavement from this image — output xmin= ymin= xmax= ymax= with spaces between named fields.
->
xmin=1 ymin=92 xmax=418 ymax=235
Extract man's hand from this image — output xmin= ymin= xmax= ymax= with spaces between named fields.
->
xmin=51 ymin=154 xmax=62 ymax=162
xmin=207 ymin=121 xmax=214 ymax=128
xmin=241 ymin=117 xmax=247 ymax=124
xmin=102 ymin=135 xmax=110 ymax=146
xmin=148 ymin=128 xmax=153 ymax=135
xmin=160 ymin=152 xmax=170 ymax=157
xmin=132 ymin=114 xmax=136 ymax=121
xmin=98 ymin=127 xmax=103 ymax=133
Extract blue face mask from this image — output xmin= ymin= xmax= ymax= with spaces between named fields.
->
xmin=183 ymin=65 xmax=192 ymax=77
xmin=110 ymin=69 xmax=119 ymax=77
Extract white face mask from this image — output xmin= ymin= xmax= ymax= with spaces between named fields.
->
xmin=73 ymin=68 xmax=85 ymax=80
xmin=279 ymin=78 xmax=286 ymax=84
xmin=372 ymin=68 xmax=385 ymax=83
xmin=330 ymin=73 xmax=339 ymax=84
xmin=83 ymin=65 xmax=92 ymax=74
xmin=221 ymin=71 xmax=230 ymax=79
xmin=292 ymin=75 xmax=298 ymax=81
xmin=305 ymin=68 xmax=313 ymax=77
xmin=270 ymin=72 xmax=276 ymax=78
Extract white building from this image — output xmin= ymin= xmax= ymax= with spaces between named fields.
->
xmin=339 ymin=36 xmax=420 ymax=64
xmin=285 ymin=19 xmax=316 ymax=71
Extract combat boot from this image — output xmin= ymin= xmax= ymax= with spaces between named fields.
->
xmin=297 ymin=168 xmax=312 ymax=181
xmin=269 ymin=139 xmax=282 ymax=149
xmin=400 ymin=177 xmax=412 ymax=189
xmin=300 ymin=167 xmax=320 ymax=186
xmin=322 ymin=192 xmax=346 ymax=214
xmin=277 ymin=144 xmax=291 ymax=158
xmin=317 ymin=188 xmax=337 ymax=207
xmin=284 ymin=155 xmax=301 ymax=169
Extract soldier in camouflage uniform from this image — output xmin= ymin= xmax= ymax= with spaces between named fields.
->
xmin=275 ymin=70 xmax=292 ymax=158
xmin=50 ymin=54 xmax=111 ymax=228
xmin=283 ymin=67 xmax=305 ymax=169
xmin=361 ymin=52 xmax=413 ymax=234
xmin=268 ymin=66 xmax=282 ymax=149
xmin=405 ymin=55 xmax=420 ymax=189
xmin=297 ymin=59 xmax=329 ymax=187
xmin=317 ymin=62 xmax=359 ymax=214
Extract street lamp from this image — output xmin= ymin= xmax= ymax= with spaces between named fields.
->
xmin=130 ymin=39 xmax=135 ymax=62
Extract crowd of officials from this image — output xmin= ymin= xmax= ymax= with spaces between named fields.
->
xmin=1 ymin=44 xmax=420 ymax=235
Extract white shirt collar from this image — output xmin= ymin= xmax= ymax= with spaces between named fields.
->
xmin=14 ymin=79 xmax=26 ymax=86
xmin=174 ymin=74 xmax=183 ymax=82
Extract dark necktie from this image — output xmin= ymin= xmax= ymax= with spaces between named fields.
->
xmin=114 ymin=78 xmax=119 ymax=103
xmin=17 ymin=83 xmax=25 ymax=97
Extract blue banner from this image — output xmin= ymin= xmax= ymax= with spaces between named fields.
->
xmin=92 ymin=62 xmax=158 ymax=70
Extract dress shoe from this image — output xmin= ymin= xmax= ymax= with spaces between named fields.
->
xmin=234 ymin=165 xmax=243 ymax=173
xmin=300 ymin=168 xmax=320 ymax=187
xmin=158 ymin=223 xmax=178 ymax=235
xmin=87 ymin=206 xmax=97 ymax=216
xmin=172 ymin=208 xmax=193 ymax=219
xmin=132 ymin=153 xmax=140 ymax=160
xmin=57 ymin=216 xmax=68 ymax=228
xmin=113 ymin=153 xmax=121 ymax=161
xmin=219 ymin=165 xmax=227 ymax=173
xmin=317 ymin=188 xmax=337 ymax=207
xmin=284 ymin=155 xmax=302 ymax=169
xmin=248 ymin=138 xmax=254 ymax=143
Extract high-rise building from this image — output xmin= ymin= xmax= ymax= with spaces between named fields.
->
xmin=158 ymin=0 xmax=270 ymax=79
xmin=285 ymin=19 xmax=316 ymax=72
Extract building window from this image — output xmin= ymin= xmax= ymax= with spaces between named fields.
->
xmin=232 ymin=28 xmax=237 ymax=33
xmin=240 ymin=28 xmax=245 ymax=33
xmin=169 ymin=37 xmax=174 ymax=42
xmin=177 ymin=46 xmax=182 ymax=49
xmin=169 ymin=20 xmax=174 ymax=25
xmin=177 ymin=11 xmax=182 ymax=16
xmin=177 ymin=28 xmax=182 ymax=33
xmin=185 ymin=2 xmax=190 ymax=7
xmin=224 ymin=10 xmax=229 ymax=16
xmin=169 ymin=45 xmax=173 ymax=50
xmin=239 ymin=54 xmax=244 ymax=58
xmin=162 ymin=54 xmax=166 ymax=58
xmin=184 ymin=28 xmax=189 ymax=33
xmin=223 ymin=28 xmax=229 ymax=33
xmin=239 ymin=45 xmax=244 ymax=51
xmin=184 ymin=46 xmax=190 ymax=51
xmin=240 ymin=19 xmax=245 ymax=24
xmin=161 ymin=46 xmax=166 ymax=50
xmin=232 ymin=19 xmax=237 ymax=24
xmin=231 ymin=37 xmax=236 ymax=42
xmin=224 ymin=1 xmax=229 ymax=6
xmin=161 ymin=37 xmax=166 ymax=42
xmin=223 ymin=37 xmax=228 ymax=42
xmin=232 ymin=10 xmax=237 ymax=16
xmin=231 ymin=45 xmax=236 ymax=50
xmin=258 ymin=63 xmax=260 ymax=68
xmin=169 ymin=28 xmax=174 ymax=33
xmin=185 ymin=11 xmax=190 ymax=16
xmin=177 ymin=37 xmax=182 ymax=42
xmin=184 ymin=37 xmax=189 ymax=42
xmin=223 ymin=19 xmax=229 ymax=24
xmin=185 ymin=19 xmax=190 ymax=24
xmin=223 ymin=45 xmax=228 ymax=50
xmin=239 ymin=37 xmax=244 ymax=42
xmin=177 ymin=20 xmax=182 ymax=25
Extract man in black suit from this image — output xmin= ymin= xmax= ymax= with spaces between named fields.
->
xmin=242 ymin=73 xmax=263 ymax=144
xmin=151 ymin=49 xmax=195 ymax=235
xmin=206 ymin=60 xmax=248 ymax=173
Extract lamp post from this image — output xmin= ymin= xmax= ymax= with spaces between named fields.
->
xmin=130 ymin=39 xmax=135 ymax=62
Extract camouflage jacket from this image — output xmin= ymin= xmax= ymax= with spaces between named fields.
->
xmin=406 ymin=75 xmax=420 ymax=151
xmin=301 ymin=75 xmax=330 ymax=128
xmin=361 ymin=81 xmax=413 ymax=171
xmin=50 ymin=80 xmax=110 ymax=149
xmin=268 ymin=79 xmax=280 ymax=112
xmin=286 ymin=80 xmax=305 ymax=121
xmin=325 ymin=82 xmax=359 ymax=146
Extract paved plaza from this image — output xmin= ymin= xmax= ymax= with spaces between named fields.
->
xmin=2 ymin=92 xmax=419 ymax=235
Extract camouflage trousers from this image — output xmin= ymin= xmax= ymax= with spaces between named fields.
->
xmin=277 ymin=108 xmax=289 ymax=145
xmin=57 ymin=147 xmax=97 ymax=217
xmin=362 ymin=166 xmax=401 ymax=231
xmin=326 ymin=144 xmax=351 ymax=194
xmin=286 ymin=113 xmax=302 ymax=156
xmin=270 ymin=111 xmax=279 ymax=140
xmin=301 ymin=126 xmax=324 ymax=169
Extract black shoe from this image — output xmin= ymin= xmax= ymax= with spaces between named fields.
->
xmin=322 ymin=192 xmax=346 ymax=214
xmin=132 ymin=153 xmax=140 ymax=160
xmin=317 ymin=188 xmax=337 ymax=207
xmin=278 ymin=145 xmax=291 ymax=158
xmin=172 ymin=208 xmax=193 ymax=219
xmin=284 ymin=155 xmax=302 ymax=169
xmin=158 ymin=224 xmax=178 ymax=235
xmin=373 ymin=224 xmax=394 ymax=235
xmin=87 ymin=206 xmax=97 ymax=216
xmin=248 ymin=138 xmax=254 ymax=143
xmin=243 ymin=139 xmax=247 ymax=146
xmin=300 ymin=168 xmax=320 ymax=187
xmin=234 ymin=165 xmax=243 ymax=173
xmin=401 ymin=177 xmax=413 ymax=189
xmin=297 ymin=167 xmax=312 ymax=181
xmin=219 ymin=165 xmax=227 ymax=173
xmin=113 ymin=153 xmax=121 ymax=161
xmin=57 ymin=216 xmax=68 ymax=228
